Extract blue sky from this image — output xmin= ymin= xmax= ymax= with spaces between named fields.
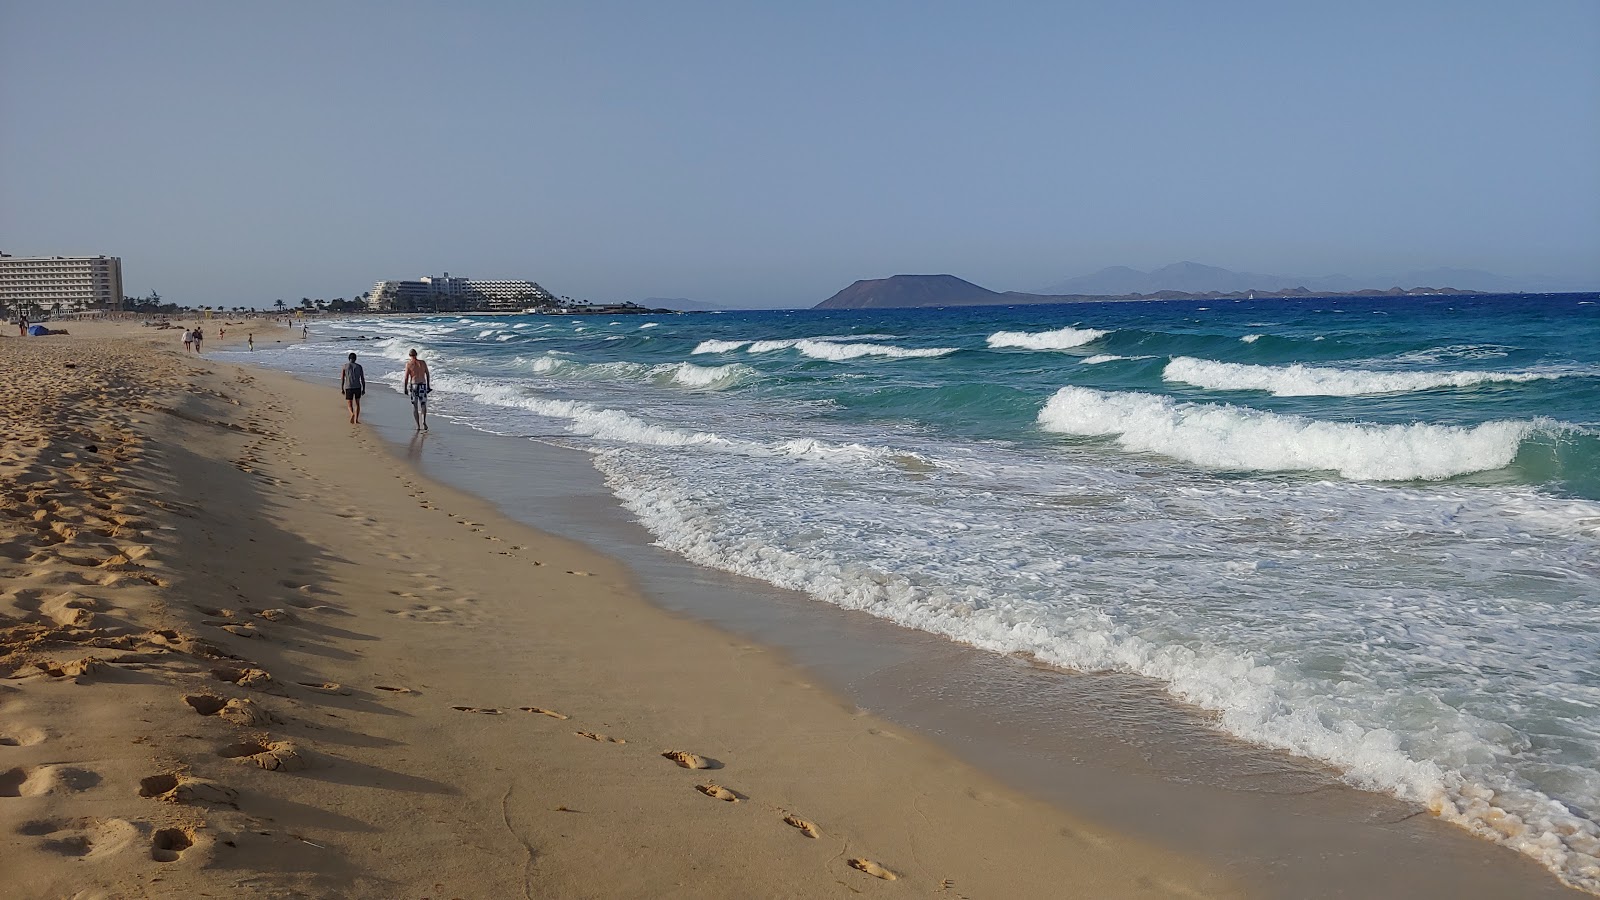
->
xmin=2 ymin=1 xmax=1596 ymax=307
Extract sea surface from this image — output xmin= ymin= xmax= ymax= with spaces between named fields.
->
xmin=227 ymin=294 xmax=1600 ymax=891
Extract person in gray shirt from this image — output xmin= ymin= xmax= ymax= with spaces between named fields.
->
xmin=340 ymin=352 xmax=366 ymax=424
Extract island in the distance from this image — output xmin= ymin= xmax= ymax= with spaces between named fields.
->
xmin=814 ymin=273 xmax=1486 ymax=310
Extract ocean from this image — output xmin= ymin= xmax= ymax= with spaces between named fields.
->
xmin=226 ymin=293 xmax=1600 ymax=891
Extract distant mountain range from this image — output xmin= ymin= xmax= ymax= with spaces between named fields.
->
xmin=815 ymin=263 xmax=1591 ymax=310
xmin=1037 ymin=261 xmax=1587 ymax=297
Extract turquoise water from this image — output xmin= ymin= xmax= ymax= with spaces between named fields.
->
xmin=231 ymin=293 xmax=1600 ymax=890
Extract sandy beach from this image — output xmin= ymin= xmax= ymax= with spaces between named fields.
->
xmin=0 ymin=320 xmax=1236 ymax=897
xmin=0 ymin=320 xmax=1586 ymax=898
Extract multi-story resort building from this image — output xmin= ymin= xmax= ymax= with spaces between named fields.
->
xmin=367 ymin=273 xmax=557 ymax=313
xmin=0 ymin=254 xmax=124 ymax=315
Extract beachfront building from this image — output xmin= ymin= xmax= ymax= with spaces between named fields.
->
xmin=367 ymin=273 xmax=557 ymax=313
xmin=0 ymin=254 xmax=124 ymax=316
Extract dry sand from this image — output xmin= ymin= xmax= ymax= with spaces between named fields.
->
xmin=1 ymin=319 xmax=1238 ymax=897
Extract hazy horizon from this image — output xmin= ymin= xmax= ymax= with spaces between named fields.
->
xmin=3 ymin=1 xmax=1596 ymax=309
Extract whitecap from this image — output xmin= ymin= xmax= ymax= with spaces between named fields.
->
xmin=986 ymin=326 xmax=1108 ymax=351
xmin=1163 ymin=357 xmax=1560 ymax=397
xmin=1037 ymin=386 xmax=1549 ymax=480
xmin=794 ymin=340 xmax=956 ymax=361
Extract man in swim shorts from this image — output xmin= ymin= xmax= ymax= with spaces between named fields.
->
xmin=402 ymin=348 xmax=431 ymax=431
xmin=340 ymin=352 xmax=366 ymax=424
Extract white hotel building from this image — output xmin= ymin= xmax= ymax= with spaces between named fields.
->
xmin=0 ymin=254 xmax=124 ymax=315
xmin=367 ymin=274 xmax=556 ymax=313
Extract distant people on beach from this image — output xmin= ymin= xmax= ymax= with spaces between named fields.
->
xmin=303 ymin=324 xmax=309 ymax=339
xmin=17 ymin=314 xmax=27 ymax=337
xmin=248 ymin=333 xmax=254 ymax=351
xmin=340 ymin=352 xmax=366 ymax=424
xmin=403 ymin=348 xmax=432 ymax=431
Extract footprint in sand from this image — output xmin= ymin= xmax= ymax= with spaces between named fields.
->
xmin=185 ymin=694 xmax=276 ymax=726
xmin=575 ymin=731 xmax=626 ymax=744
xmin=28 ymin=817 xmax=140 ymax=859
xmin=211 ymin=666 xmax=273 ymax=689
xmin=696 ymin=783 xmax=740 ymax=802
xmin=150 ymin=827 xmax=195 ymax=862
xmin=519 ymin=706 xmax=567 ymax=720
xmin=218 ymin=739 xmax=308 ymax=772
xmin=661 ymin=750 xmax=716 ymax=770
xmin=566 ymin=570 xmax=591 ymax=576
xmin=0 ymin=726 xmax=47 ymax=747
xmin=451 ymin=706 xmax=503 ymax=715
xmin=0 ymin=765 xmax=100 ymax=797
xmin=783 ymin=815 xmax=821 ymax=838
xmin=374 ymin=685 xmax=415 ymax=694
xmin=847 ymin=858 xmax=898 ymax=880
xmin=139 ymin=772 xmax=238 ymax=806
xmin=297 ymin=681 xmax=351 ymax=696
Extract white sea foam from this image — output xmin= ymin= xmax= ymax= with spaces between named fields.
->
xmin=1397 ymin=344 xmax=1514 ymax=363
xmin=986 ymin=326 xmax=1108 ymax=350
xmin=639 ymin=322 xmax=660 ymax=329
xmin=519 ymin=354 xmax=753 ymax=389
xmin=747 ymin=339 xmax=799 ymax=353
xmin=1164 ymin=357 xmax=1559 ymax=397
xmin=1240 ymin=334 xmax=1263 ymax=343
xmin=692 ymin=339 xmax=750 ymax=354
xmin=1081 ymin=354 xmax=1155 ymax=365
xmin=794 ymin=340 xmax=956 ymax=361
xmin=1037 ymin=386 xmax=1544 ymax=480
xmin=593 ymin=452 xmax=1600 ymax=892
xmin=694 ymin=334 xmax=903 ymax=355
xmin=659 ymin=362 xmax=753 ymax=389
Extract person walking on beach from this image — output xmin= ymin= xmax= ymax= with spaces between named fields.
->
xmin=193 ymin=326 xmax=204 ymax=354
xmin=402 ymin=348 xmax=432 ymax=431
xmin=18 ymin=313 xmax=28 ymax=337
xmin=183 ymin=328 xmax=194 ymax=353
xmin=247 ymin=333 xmax=254 ymax=351
xmin=340 ymin=352 xmax=366 ymax=424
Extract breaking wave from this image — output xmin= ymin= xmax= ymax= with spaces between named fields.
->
xmin=986 ymin=326 xmax=1108 ymax=350
xmin=1164 ymin=357 xmax=1563 ymax=397
xmin=1037 ymin=386 xmax=1550 ymax=480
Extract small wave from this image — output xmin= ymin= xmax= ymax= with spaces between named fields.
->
xmin=693 ymin=334 xmax=903 ymax=355
xmin=519 ymin=354 xmax=753 ymax=389
xmin=1396 ymin=344 xmax=1515 ymax=363
xmin=692 ymin=339 xmax=750 ymax=354
xmin=1164 ymin=357 xmax=1560 ymax=397
xmin=1240 ymin=334 xmax=1262 ymax=343
xmin=1081 ymin=354 xmax=1155 ymax=365
xmin=794 ymin=340 xmax=956 ymax=361
xmin=1037 ymin=386 xmax=1549 ymax=480
xmin=748 ymin=339 xmax=800 ymax=353
xmin=639 ymin=322 xmax=660 ymax=329
xmin=658 ymin=362 xmax=754 ymax=389
xmin=986 ymin=326 xmax=1108 ymax=351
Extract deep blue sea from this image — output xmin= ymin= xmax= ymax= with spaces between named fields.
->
xmin=228 ymin=293 xmax=1600 ymax=890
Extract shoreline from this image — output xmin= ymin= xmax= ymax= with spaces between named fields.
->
xmin=0 ymin=320 xmax=1584 ymax=897
xmin=341 ymin=358 xmax=1585 ymax=898
xmin=1 ymin=322 xmax=1233 ymax=897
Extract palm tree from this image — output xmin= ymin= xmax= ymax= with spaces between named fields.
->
xmin=274 ymin=299 xmax=286 ymax=312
